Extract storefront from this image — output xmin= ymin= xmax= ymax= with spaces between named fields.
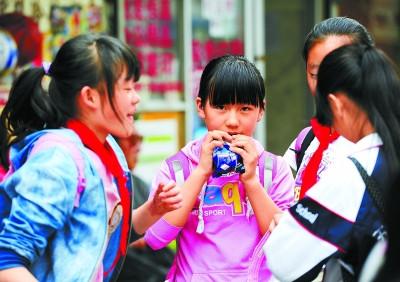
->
xmin=0 ymin=0 xmax=399 ymax=180
xmin=119 ymin=0 xmax=267 ymax=181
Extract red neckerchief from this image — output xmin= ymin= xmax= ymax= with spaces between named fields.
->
xmin=299 ymin=118 xmax=339 ymax=199
xmin=66 ymin=119 xmax=131 ymax=270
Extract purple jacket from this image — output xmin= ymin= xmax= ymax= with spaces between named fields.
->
xmin=145 ymin=137 xmax=294 ymax=281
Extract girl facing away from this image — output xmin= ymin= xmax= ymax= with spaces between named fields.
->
xmin=283 ymin=17 xmax=375 ymax=203
xmin=0 ymin=33 xmax=181 ymax=282
xmin=144 ymin=55 xmax=295 ymax=281
xmin=265 ymin=44 xmax=400 ymax=281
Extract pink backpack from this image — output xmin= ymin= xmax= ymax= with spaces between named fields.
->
xmin=26 ymin=133 xmax=86 ymax=207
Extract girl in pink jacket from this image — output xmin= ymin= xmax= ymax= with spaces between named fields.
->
xmin=145 ymin=55 xmax=294 ymax=281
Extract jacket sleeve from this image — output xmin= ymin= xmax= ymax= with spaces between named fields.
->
xmin=269 ymin=156 xmax=295 ymax=210
xmin=0 ymin=147 xmax=78 ymax=264
xmin=264 ymin=159 xmax=366 ymax=281
xmin=144 ymin=160 xmax=183 ymax=250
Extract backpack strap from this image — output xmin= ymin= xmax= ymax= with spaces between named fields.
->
xmin=295 ymin=127 xmax=315 ymax=170
xmin=166 ymin=151 xmax=206 ymax=233
xmin=258 ymin=151 xmax=276 ymax=193
xmin=166 ymin=150 xmax=190 ymax=185
xmin=348 ymin=156 xmax=384 ymax=216
xmin=29 ymin=133 xmax=86 ymax=208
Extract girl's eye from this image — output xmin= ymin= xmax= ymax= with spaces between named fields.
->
xmin=213 ymin=105 xmax=225 ymax=110
xmin=242 ymin=105 xmax=255 ymax=111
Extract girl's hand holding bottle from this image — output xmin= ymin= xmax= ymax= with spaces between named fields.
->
xmin=229 ymin=134 xmax=259 ymax=186
xmin=196 ymin=130 xmax=232 ymax=178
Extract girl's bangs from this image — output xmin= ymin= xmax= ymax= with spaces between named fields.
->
xmin=123 ymin=50 xmax=141 ymax=82
xmin=208 ymin=70 xmax=263 ymax=107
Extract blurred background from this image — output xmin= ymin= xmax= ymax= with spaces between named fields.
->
xmin=0 ymin=0 xmax=399 ymax=183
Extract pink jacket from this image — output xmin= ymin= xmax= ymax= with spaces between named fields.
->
xmin=145 ymin=137 xmax=294 ymax=281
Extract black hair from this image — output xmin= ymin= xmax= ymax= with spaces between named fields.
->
xmin=197 ymin=55 xmax=265 ymax=109
xmin=0 ymin=33 xmax=140 ymax=169
xmin=315 ymin=44 xmax=400 ymax=175
xmin=303 ymin=17 xmax=374 ymax=62
xmin=373 ymin=173 xmax=400 ymax=282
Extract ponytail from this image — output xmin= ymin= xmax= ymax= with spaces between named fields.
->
xmin=0 ymin=67 xmax=61 ymax=169
xmin=360 ymin=47 xmax=400 ymax=175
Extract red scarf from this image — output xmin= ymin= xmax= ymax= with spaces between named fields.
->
xmin=299 ymin=118 xmax=339 ymax=199
xmin=66 ymin=120 xmax=131 ymax=270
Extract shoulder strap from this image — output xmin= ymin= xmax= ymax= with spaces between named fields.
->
xmin=348 ymin=156 xmax=384 ymax=216
xmin=258 ymin=151 xmax=276 ymax=193
xmin=295 ymin=127 xmax=315 ymax=170
xmin=166 ymin=150 xmax=190 ymax=185
xmin=30 ymin=133 xmax=86 ymax=208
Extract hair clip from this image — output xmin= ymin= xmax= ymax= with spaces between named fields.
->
xmin=42 ymin=62 xmax=51 ymax=75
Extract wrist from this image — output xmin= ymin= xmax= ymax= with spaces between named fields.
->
xmin=148 ymin=199 xmax=162 ymax=217
xmin=193 ymin=166 xmax=211 ymax=181
xmin=242 ymin=176 xmax=262 ymax=192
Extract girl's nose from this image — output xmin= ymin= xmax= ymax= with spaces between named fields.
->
xmin=132 ymin=92 xmax=141 ymax=105
xmin=226 ymin=111 xmax=239 ymax=127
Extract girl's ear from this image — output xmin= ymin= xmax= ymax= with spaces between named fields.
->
xmin=78 ymin=86 xmax=100 ymax=110
xmin=257 ymin=100 xmax=266 ymax=122
xmin=328 ymin=93 xmax=344 ymax=119
xmin=257 ymin=109 xmax=265 ymax=122
xmin=196 ymin=97 xmax=205 ymax=119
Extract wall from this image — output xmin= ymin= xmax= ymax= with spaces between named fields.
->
xmin=265 ymin=1 xmax=315 ymax=155
xmin=332 ymin=0 xmax=400 ymax=64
